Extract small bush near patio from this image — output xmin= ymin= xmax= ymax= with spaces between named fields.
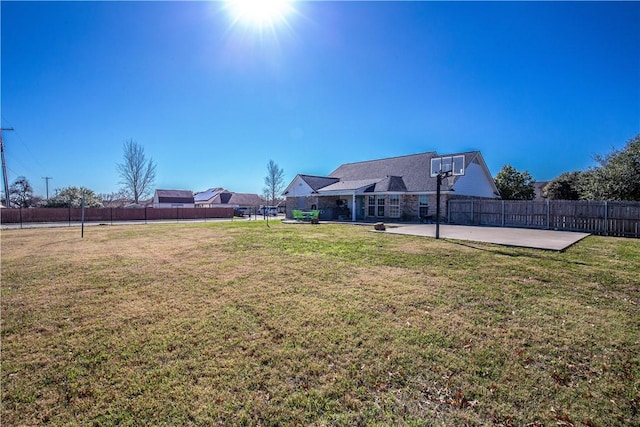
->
xmin=1 ymin=222 xmax=638 ymax=425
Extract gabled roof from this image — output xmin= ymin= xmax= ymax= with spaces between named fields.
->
xmin=329 ymin=152 xmax=441 ymax=192
xmin=200 ymin=191 xmax=263 ymax=207
xmin=374 ymin=176 xmax=408 ymax=192
xmin=155 ymin=189 xmax=194 ymax=204
xmin=194 ymin=187 xmax=226 ymax=203
xmin=286 ymin=150 xmax=496 ymax=196
xmin=300 ymin=175 xmax=340 ymax=191
xmin=317 ymin=175 xmax=409 ymax=194
xmin=318 ymin=178 xmax=382 ymax=193
xmin=194 ymin=188 xmax=262 ymax=206
xmin=224 ymin=193 xmax=263 ymax=207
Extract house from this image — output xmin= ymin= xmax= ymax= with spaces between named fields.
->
xmin=284 ymin=151 xmax=499 ymax=222
xmin=194 ymin=188 xmax=226 ymax=207
xmin=153 ymin=189 xmax=195 ymax=208
xmin=194 ymin=188 xmax=263 ymax=211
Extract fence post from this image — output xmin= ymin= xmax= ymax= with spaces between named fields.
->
xmin=471 ymin=200 xmax=474 ymax=224
xmin=603 ymin=201 xmax=608 ymax=236
xmin=546 ymin=199 xmax=550 ymax=230
xmin=19 ymin=207 xmax=23 ymax=229
xmin=501 ymin=200 xmax=505 ymax=227
xmin=81 ymin=193 xmax=85 ymax=238
xmin=68 ymin=206 xmax=71 ymax=226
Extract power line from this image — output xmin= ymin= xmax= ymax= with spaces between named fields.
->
xmin=1 ymin=115 xmax=49 ymax=177
xmin=12 ymin=128 xmax=48 ymax=172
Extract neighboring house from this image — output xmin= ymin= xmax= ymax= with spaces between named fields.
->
xmin=275 ymin=200 xmax=287 ymax=214
xmin=194 ymin=188 xmax=226 ymax=207
xmin=153 ymin=189 xmax=195 ymax=208
xmin=284 ymin=151 xmax=499 ymax=222
xmin=194 ymin=188 xmax=263 ymax=210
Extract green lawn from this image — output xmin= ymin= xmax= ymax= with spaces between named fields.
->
xmin=1 ymin=221 xmax=639 ymax=426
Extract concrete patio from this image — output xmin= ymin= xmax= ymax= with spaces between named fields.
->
xmin=381 ymin=223 xmax=590 ymax=251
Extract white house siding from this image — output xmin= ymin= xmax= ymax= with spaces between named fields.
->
xmin=287 ymin=176 xmax=314 ymax=197
xmin=453 ymin=162 xmax=498 ymax=198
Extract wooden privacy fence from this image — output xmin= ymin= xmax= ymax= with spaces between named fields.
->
xmin=0 ymin=207 xmax=234 ymax=225
xmin=448 ymin=199 xmax=640 ymax=238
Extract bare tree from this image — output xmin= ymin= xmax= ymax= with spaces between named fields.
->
xmin=99 ymin=189 xmax=130 ymax=208
xmin=263 ymin=159 xmax=285 ymax=206
xmin=116 ymin=139 xmax=157 ymax=204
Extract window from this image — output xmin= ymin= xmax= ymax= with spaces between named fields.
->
xmin=377 ymin=196 xmax=385 ymax=217
xmin=389 ymin=194 xmax=400 ymax=217
xmin=419 ymin=195 xmax=429 ymax=219
xmin=367 ymin=195 xmax=390 ymax=217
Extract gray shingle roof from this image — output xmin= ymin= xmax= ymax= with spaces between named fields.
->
xmin=226 ymin=193 xmax=263 ymax=207
xmin=328 ymin=152 xmax=440 ymax=192
xmin=289 ymin=151 xmax=486 ymax=195
xmin=373 ymin=176 xmax=408 ymax=192
xmin=318 ymin=178 xmax=382 ymax=192
xmin=299 ymin=175 xmax=340 ymax=191
xmin=155 ymin=189 xmax=194 ymax=204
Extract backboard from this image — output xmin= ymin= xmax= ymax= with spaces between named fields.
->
xmin=430 ymin=155 xmax=465 ymax=177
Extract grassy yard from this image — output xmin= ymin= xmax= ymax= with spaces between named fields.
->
xmin=1 ymin=221 xmax=638 ymax=426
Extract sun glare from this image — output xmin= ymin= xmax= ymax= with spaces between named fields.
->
xmin=225 ymin=0 xmax=294 ymax=29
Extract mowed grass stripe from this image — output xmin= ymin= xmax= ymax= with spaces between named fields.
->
xmin=1 ymin=222 xmax=638 ymax=426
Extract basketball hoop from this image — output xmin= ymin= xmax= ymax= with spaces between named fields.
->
xmin=430 ymin=154 xmax=466 ymax=238
xmin=435 ymin=170 xmax=454 ymax=239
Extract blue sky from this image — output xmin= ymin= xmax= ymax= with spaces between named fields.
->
xmin=1 ymin=1 xmax=639 ymax=198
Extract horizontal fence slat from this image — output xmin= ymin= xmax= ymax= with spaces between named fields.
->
xmin=0 ymin=207 xmax=234 ymax=224
xmin=448 ymin=199 xmax=640 ymax=238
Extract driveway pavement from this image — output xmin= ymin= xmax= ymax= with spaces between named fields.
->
xmin=383 ymin=224 xmax=590 ymax=251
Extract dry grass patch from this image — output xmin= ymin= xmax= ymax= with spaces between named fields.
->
xmin=1 ymin=222 xmax=639 ymax=426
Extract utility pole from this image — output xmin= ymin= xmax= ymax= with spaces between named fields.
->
xmin=42 ymin=176 xmax=53 ymax=199
xmin=1 ymin=127 xmax=14 ymax=207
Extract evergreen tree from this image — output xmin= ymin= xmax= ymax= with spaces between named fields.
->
xmin=494 ymin=164 xmax=535 ymax=200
